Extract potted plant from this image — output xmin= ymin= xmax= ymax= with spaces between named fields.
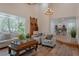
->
xmin=18 ymin=34 xmax=26 ymax=43
xmin=26 ymin=33 xmax=30 ymax=38
xmin=70 ymin=28 xmax=76 ymax=38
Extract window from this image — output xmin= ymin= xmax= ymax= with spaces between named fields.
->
xmin=50 ymin=17 xmax=76 ymax=34
xmin=0 ymin=12 xmax=26 ymax=34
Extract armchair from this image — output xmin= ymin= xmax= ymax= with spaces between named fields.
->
xmin=41 ymin=34 xmax=56 ymax=47
xmin=31 ymin=31 xmax=43 ymax=44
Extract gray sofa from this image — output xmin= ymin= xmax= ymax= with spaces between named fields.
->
xmin=0 ymin=32 xmax=18 ymax=48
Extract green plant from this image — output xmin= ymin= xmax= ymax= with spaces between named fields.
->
xmin=18 ymin=34 xmax=26 ymax=40
xmin=18 ymin=22 xmax=25 ymax=34
xmin=70 ymin=28 xmax=76 ymax=38
xmin=26 ymin=33 xmax=30 ymax=39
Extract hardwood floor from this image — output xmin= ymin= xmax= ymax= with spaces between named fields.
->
xmin=0 ymin=35 xmax=79 ymax=56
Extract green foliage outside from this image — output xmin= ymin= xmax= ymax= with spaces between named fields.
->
xmin=18 ymin=22 xmax=26 ymax=40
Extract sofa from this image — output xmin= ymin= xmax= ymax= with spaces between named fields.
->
xmin=0 ymin=32 xmax=18 ymax=48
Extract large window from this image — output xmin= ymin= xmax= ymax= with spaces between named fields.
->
xmin=0 ymin=12 xmax=26 ymax=34
xmin=50 ymin=17 xmax=76 ymax=34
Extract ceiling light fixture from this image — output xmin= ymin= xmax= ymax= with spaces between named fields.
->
xmin=44 ymin=8 xmax=54 ymax=16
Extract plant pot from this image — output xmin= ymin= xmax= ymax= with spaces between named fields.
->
xmin=71 ymin=35 xmax=76 ymax=38
xmin=20 ymin=40 xmax=27 ymax=43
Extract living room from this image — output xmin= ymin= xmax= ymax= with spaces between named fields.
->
xmin=0 ymin=3 xmax=79 ymax=56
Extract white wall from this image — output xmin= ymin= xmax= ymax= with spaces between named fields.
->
xmin=50 ymin=3 xmax=76 ymax=18
xmin=34 ymin=3 xmax=51 ymax=33
xmin=0 ymin=4 xmax=38 ymax=17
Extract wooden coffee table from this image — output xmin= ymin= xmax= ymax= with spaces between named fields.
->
xmin=8 ymin=40 xmax=38 ymax=56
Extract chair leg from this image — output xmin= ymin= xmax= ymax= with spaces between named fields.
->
xmin=35 ymin=45 xmax=38 ymax=51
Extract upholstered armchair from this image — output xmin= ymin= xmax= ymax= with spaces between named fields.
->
xmin=41 ymin=34 xmax=56 ymax=47
xmin=31 ymin=31 xmax=43 ymax=44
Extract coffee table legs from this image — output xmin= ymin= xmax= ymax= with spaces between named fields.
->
xmin=8 ymin=47 xmax=19 ymax=56
xmin=35 ymin=45 xmax=38 ymax=51
xmin=15 ymin=51 xmax=19 ymax=56
xmin=8 ymin=47 xmax=11 ymax=55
